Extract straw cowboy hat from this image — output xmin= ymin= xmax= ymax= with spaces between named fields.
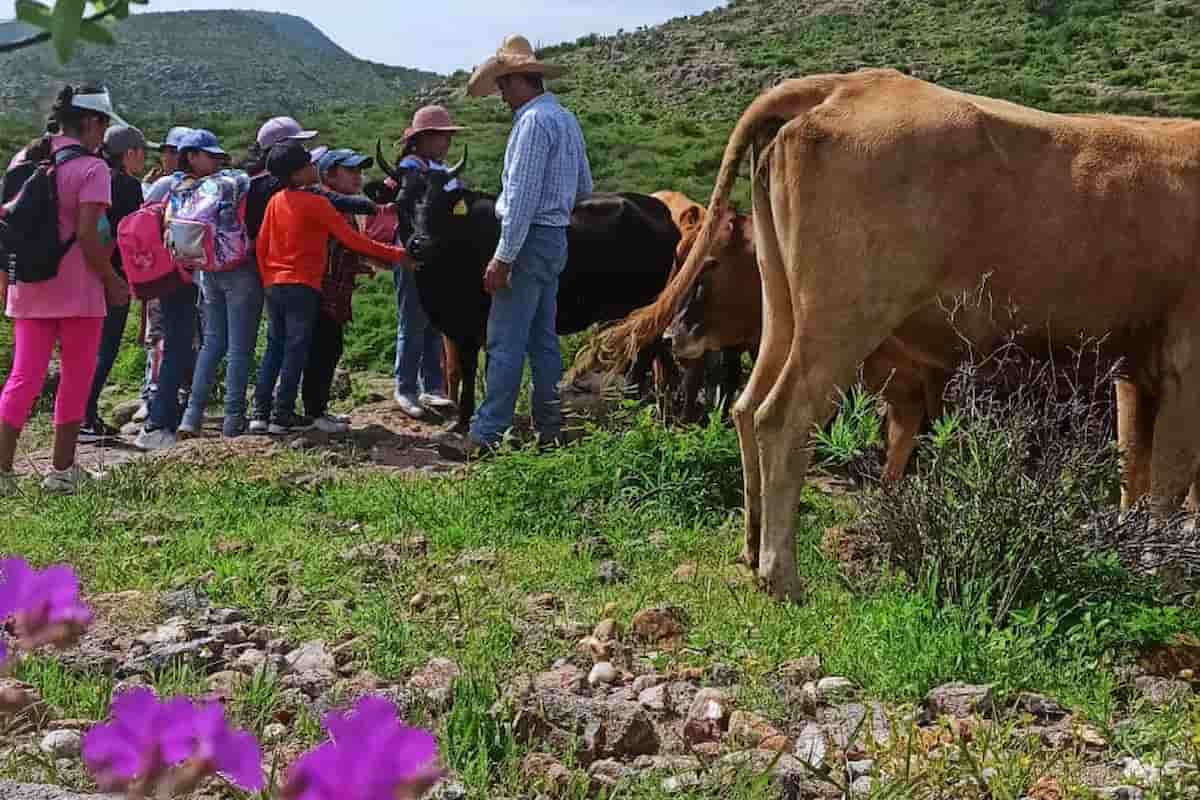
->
xmin=400 ymin=105 xmax=466 ymax=145
xmin=467 ymin=34 xmax=567 ymax=98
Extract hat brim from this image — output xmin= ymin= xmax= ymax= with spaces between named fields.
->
xmin=309 ymin=146 xmax=330 ymax=163
xmin=196 ymin=146 xmax=227 ymax=156
xmin=401 ymin=125 xmax=467 ymax=143
xmin=466 ymin=59 xmax=567 ymax=98
xmin=144 ymin=140 xmax=162 ymax=152
xmin=287 ymin=130 xmax=319 ymax=142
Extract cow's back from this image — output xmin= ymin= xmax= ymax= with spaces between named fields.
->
xmin=559 ymin=193 xmax=679 ymax=334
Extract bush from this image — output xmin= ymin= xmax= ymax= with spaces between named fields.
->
xmin=860 ymin=340 xmax=1133 ymax=626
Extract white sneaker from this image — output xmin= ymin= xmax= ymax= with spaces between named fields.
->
xmin=419 ymin=392 xmax=456 ymax=409
xmin=394 ymin=391 xmax=425 ymax=419
xmin=312 ymin=415 xmax=350 ymax=434
xmin=132 ymin=402 xmax=150 ymax=423
xmin=177 ymin=421 xmax=202 ymax=438
xmin=41 ymin=464 xmax=100 ymax=494
xmin=331 ymin=413 xmax=351 ymax=424
xmin=135 ymin=428 xmax=177 ymax=452
xmin=0 ymin=471 xmax=17 ymax=497
xmin=248 ymin=419 xmax=270 ymax=435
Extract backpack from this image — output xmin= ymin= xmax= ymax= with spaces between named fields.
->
xmin=0 ymin=144 xmax=91 ymax=284
xmin=117 ymin=201 xmax=191 ymax=300
xmin=163 ymin=172 xmax=250 ymax=273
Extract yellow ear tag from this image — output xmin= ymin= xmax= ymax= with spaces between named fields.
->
xmin=452 ymin=199 xmax=468 ymax=216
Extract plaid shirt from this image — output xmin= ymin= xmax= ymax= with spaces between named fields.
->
xmin=494 ymin=92 xmax=593 ymax=264
xmin=320 ymin=212 xmax=372 ymax=324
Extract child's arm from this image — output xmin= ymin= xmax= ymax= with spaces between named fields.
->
xmin=314 ymin=199 xmax=408 ymax=266
xmin=318 ymin=189 xmax=378 ymax=217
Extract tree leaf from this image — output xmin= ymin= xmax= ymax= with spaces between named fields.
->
xmin=51 ymin=0 xmax=87 ymax=63
xmin=77 ymin=18 xmax=114 ymax=45
xmin=14 ymin=0 xmax=55 ymax=30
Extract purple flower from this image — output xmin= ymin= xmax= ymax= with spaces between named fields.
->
xmin=283 ymin=696 xmax=440 ymax=800
xmin=82 ymin=688 xmax=195 ymax=791
xmin=0 ymin=558 xmax=92 ymax=651
xmin=192 ymin=701 xmax=264 ymax=791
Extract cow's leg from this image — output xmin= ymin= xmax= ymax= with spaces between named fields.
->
xmin=1117 ymin=378 xmax=1156 ymax=510
xmin=443 ymin=337 xmax=462 ymax=409
xmin=717 ymin=348 xmax=744 ymax=419
xmin=452 ymin=340 xmax=480 ymax=434
xmin=680 ymin=359 xmax=704 ymax=423
xmin=625 ymin=344 xmax=658 ymax=399
xmin=1148 ymin=320 xmax=1200 ymax=515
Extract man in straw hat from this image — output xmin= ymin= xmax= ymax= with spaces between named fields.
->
xmin=464 ymin=34 xmax=593 ymax=452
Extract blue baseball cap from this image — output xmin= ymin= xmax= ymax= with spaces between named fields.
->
xmin=178 ymin=129 xmax=226 ymax=156
xmin=161 ymin=126 xmax=193 ymax=150
xmin=317 ymin=148 xmax=374 ymax=176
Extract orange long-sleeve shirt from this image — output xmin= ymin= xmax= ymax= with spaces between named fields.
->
xmin=257 ymin=188 xmax=407 ymax=290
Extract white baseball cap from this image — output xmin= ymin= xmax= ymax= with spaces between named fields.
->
xmin=70 ymin=87 xmax=127 ymax=127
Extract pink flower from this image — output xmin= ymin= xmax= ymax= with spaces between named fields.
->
xmin=0 ymin=558 xmax=92 ymax=651
xmin=191 ymin=701 xmax=264 ymax=791
xmin=282 ymin=697 xmax=440 ymax=800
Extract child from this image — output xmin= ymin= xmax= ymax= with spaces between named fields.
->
xmin=300 ymin=149 xmax=380 ymax=433
xmin=253 ymin=142 xmax=408 ymax=435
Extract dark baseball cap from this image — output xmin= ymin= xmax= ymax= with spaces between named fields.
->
xmin=104 ymin=125 xmax=160 ymax=154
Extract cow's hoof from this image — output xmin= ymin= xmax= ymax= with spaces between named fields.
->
xmin=736 ymin=547 xmax=759 ymax=570
xmin=759 ymin=572 xmax=806 ymax=605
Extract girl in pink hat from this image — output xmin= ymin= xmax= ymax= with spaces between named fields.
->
xmin=391 ymin=105 xmax=465 ymax=419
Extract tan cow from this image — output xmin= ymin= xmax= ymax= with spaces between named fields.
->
xmin=589 ymin=69 xmax=1200 ymax=601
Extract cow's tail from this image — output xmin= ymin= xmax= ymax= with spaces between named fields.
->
xmin=572 ymin=75 xmax=839 ymax=378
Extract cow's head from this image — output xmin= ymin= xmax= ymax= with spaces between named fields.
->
xmin=378 ymin=146 xmax=469 ymax=263
xmin=373 ymin=141 xmax=444 ymax=246
xmin=664 ymin=208 xmax=760 ymax=360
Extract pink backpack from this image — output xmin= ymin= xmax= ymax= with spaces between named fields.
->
xmin=117 ymin=201 xmax=191 ymax=300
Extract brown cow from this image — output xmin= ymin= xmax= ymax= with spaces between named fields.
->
xmin=664 ymin=209 xmax=946 ymax=483
xmin=589 ymin=69 xmax=1200 ymax=601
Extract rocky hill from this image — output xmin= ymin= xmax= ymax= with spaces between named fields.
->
xmin=0 ymin=10 xmax=438 ymax=119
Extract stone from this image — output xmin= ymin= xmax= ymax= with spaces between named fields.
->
xmin=638 ymin=683 xmax=671 ymax=712
xmin=923 ymin=682 xmax=995 ymax=719
xmin=235 ymin=648 xmax=268 ymax=673
xmin=209 ymin=608 xmax=247 ymax=624
xmin=531 ymin=665 xmax=588 ymax=694
xmin=528 ymin=593 xmax=562 ymax=611
xmin=589 ymin=662 xmax=619 ymax=686
xmin=285 ymin=641 xmax=337 ymax=675
xmin=512 ymin=688 xmax=659 ymax=765
xmin=135 ymin=617 xmax=189 ymax=646
xmin=410 ymin=592 xmax=433 ymax=612
xmin=672 ymin=562 xmax=698 ymax=582
xmin=816 ymin=676 xmax=855 ymax=703
xmin=631 ymin=674 xmax=664 ymax=695
xmin=206 ymin=670 xmax=245 ymax=700
xmin=778 ymin=656 xmax=822 ymax=684
xmin=631 ymin=606 xmax=686 ymax=644
xmin=160 ymin=584 xmax=211 ymax=617
xmin=588 ymin=758 xmax=638 ymax=788
xmin=1016 ymin=692 xmax=1067 ymax=720
xmin=714 ymin=750 xmax=815 ymax=800
xmin=576 ymin=636 xmax=613 ymax=663
xmin=794 ymin=723 xmax=827 ymax=768
xmin=455 ymin=549 xmax=497 ymax=569
xmin=848 ymin=759 xmax=874 ymax=780
xmin=428 ymin=780 xmax=467 ymax=800
xmin=0 ymin=679 xmax=40 ymax=716
xmin=593 ymin=618 xmax=620 ymax=641
xmin=263 ymin=722 xmax=288 ymax=744
xmin=1097 ymin=789 xmax=1144 ymax=800
xmin=523 ymin=752 xmax=572 ymax=796
xmin=121 ymin=638 xmax=222 ymax=676
xmin=684 ymin=688 xmax=730 ymax=744
xmin=408 ymin=657 xmax=461 ymax=692
xmin=109 ymin=399 xmax=142 ymax=428
xmin=851 ymin=776 xmax=874 ymax=796
xmin=210 ymin=624 xmax=249 ymax=645
xmin=39 ymin=730 xmax=82 ymax=759
xmin=597 ymin=560 xmax=627 ymax=584
xmin=0 ymin=781 xmax=119 ymax=800
xmin=1134 ymin=675 xmax=1193 ymax=707
xmin=661 ymin=773 xmax=702 ymax=794
xmin=818 ymin=701 xmax=893 ymax=755
xmin=727 ymin=710 xmax=786 ymax=749
xmin=708 ymin=662 xmax=738 ymax=687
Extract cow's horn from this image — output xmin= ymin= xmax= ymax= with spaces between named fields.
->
xmin=448 ymin=145 xmax=469 ymax=178
xmin=376 ymin=139 xmax=400 ymax=181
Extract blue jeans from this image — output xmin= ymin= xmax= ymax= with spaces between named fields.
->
xmin=85 ymin=301 xmax=130 ymax=424
xmin=470 ymin=226 xmax=566 ymax=446
xmin=254 ymin=284 xmax=320 ymax=420
xmin=148 ymin=283 xmax=199 ymax=432
xmin=393 ymin=265 xmax=444 ymax=397
xmin=182 ymin=265 xmax=263 ymax=435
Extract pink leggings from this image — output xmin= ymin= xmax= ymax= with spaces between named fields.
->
xmin=0 ymin=317 xmax=104 ymax=430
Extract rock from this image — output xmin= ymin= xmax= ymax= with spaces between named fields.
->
xmin=209 ymin=608 xmax=247 ymax=625
xmin=576 ymin=636 xmax=613 ymax=663
xmin=1015 ymin=692 xmax=1067 ymax=720
xmin=210 ymin=624 xmax=249 ymax=645
xmin=160 ymin=584 xmax=210 ymax=617
xmin=0 ymin=781 xmax=119 ymax=800
xmin=206 ymin=670 xmax=244 ymax=700
xmin=848 ymin=759 xmax=874 ymax=780
xmin=1097 ymin=789 xmax=1144 ymax=800
xmin=109 ymin=399 xmax=142 ymax=428
xmin=597 ymin=560 xmax=627 ymax=584
xmin=407 ymin=658 xmax=460 ymax=708
xmin=1134 ymin=675 xmax=1192 ymax=707
xmin=589 ymin=662 xmax=619 ymax=687
xmin=235 ymin=648 xmax=268 ymax=673
xmin=135 ymin=617 xmax=189 ymax=646
xmin=512 ymin=688 xmax=659 ymax=765
xmin=410 ymin=592 xmax=433 ymax=612
xmin=714 ymin=750 xmax=815 ymax=800
xmin=684 ymin=688 xmax=731 ymax=744
xmin=428 ymin=780 xmax=467 ymax=800
xmin=121 ymin=638 xmax=222 ymax=676
xmin=778 ymin=656 xmax=822 ymax=684
xmin=588 ymin=758 xmax=638 ymax=788
xmin=0 ymin=679 xmax=40 ymax=716
xmin=851 ymin=776 xmax=874 ymax=796
xmin=708 ymin=662 xmax=738 ymax=687
xmin=1121 ymin=757 xmax=1159 ymax=784
xmin=531 ymin=665 xmax=588 ymax=694
xmin=794 ymin=723 xmax=827 ymax=768
xmin=924 ymin=682 xmax=994 ymax=719
xmin=455 ymin=549 xmax=497 ymax=569
xmin=816 ymin=676 xmax=855 ymax=703
xmin=39 ymin=730 xmax=81 ymax=759
xmin=639 ymin=683 xmax=671 ymax=712
xmin=263 ymin=722 xmax=287 ymax=744
xmin=661 ymin=773 xmax=702 ymax=794
xmin=631 ymin=606 xmax=686 ymax=644
xmin=1138 ymin=634 xmax=1200 ymax=677
xmin=631 ymin=674 xmax=664 ymax=695
xmin=287 ymin=641 xmax=339 ymax=675
xmin=528 ymin=593 xmax=562 ymax=612
xmin=593 ymin=618 xmax=620 ymax=642
xmin=728 ymin=711 xmax=786 ymax=750
xmin=818 ymin=702 xmax=893 ymax=754
xmin=523 ymin=753 xmax=572 ymax=796
xmin=672 ymin=562 xmax=698 ymax=582
xmin=282 ymin=670 xmax=336 ymax=699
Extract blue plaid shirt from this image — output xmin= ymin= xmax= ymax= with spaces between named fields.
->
xmin=494 ymin=92 xmax=593 ymax=264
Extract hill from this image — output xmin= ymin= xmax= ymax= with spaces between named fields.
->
xmin=0 ymin=10 xmax=438 ymax=119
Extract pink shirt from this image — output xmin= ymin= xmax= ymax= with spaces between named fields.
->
xmin=6 ymin=136 xmax=111 ymax=320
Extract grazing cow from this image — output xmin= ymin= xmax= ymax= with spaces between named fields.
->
xmin=588 ymin=68 xmax=1200 ymax=601
xmin=373 ymin=145 xmax=679 ymax=429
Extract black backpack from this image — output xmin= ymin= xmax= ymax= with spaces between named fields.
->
xmin=0 ymin=144 xmax=91 ymax=284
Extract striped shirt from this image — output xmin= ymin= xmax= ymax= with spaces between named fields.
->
xmin=494 ymin=92 xmax=593 ymax=264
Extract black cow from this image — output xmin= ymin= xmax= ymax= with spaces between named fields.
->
xmin=372 ymin=144 xmax=679 ymax=430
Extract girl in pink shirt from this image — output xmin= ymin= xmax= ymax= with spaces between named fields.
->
xmin=0 ymin=85 xmax=129 ymax=495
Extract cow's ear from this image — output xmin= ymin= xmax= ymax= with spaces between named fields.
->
xmin=681 ymin=205 xmax=702 ymax=229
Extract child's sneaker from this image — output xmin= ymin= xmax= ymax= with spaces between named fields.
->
xmin=79 ymin=418 xmax=120 ymax=444
xmin=312 ymin=415 xmax=350 ymax=434
xmin=41 ymin=464 xmax=100 ymax=494
xmin=420 ymin=392 xmax=455 ymax=409
xmin=269 ymin=413 xmax=314 ymax=435
xmin=177 ymin=419 xmax=202 ymax=439
xmin=135 ymin=427 xmax=177 ymax=452
xmin=248 ymin=417 xmax=270 ymax=435
xmin=394 ymin=391 xmax=425 ymax=419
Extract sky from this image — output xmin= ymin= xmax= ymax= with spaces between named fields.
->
xmin=0 ymin=1 xmax=728 ymax=74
